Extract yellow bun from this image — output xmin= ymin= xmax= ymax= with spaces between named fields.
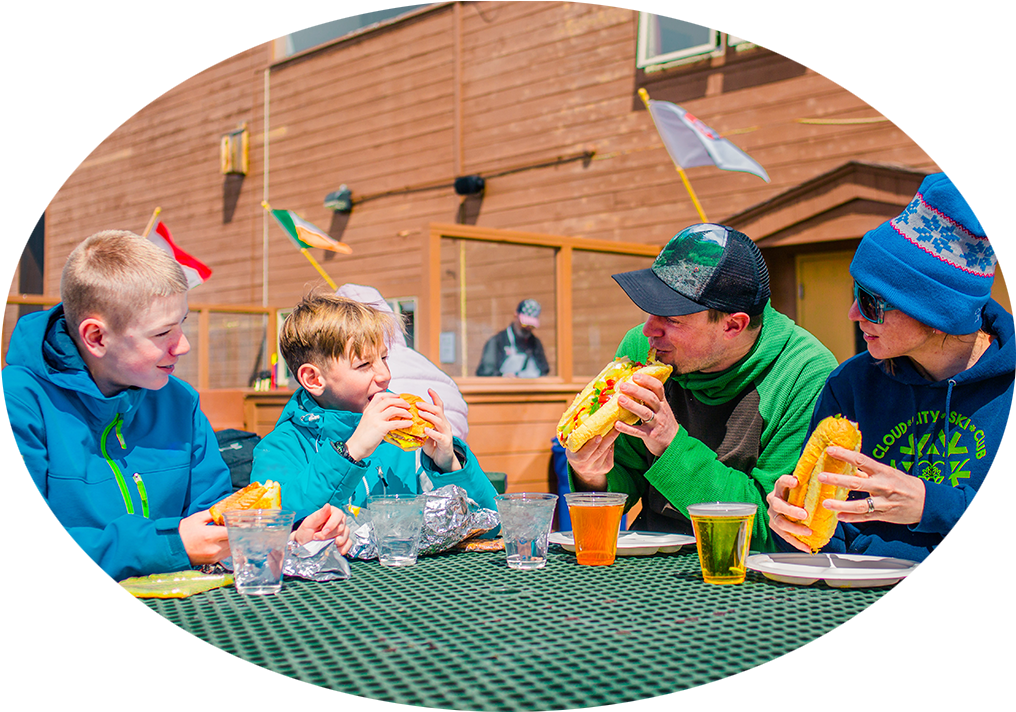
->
xmin=786 ymin=415 xmax=863 ymax=552
xmin=556 ymin=351 xmax=673 ymax=452
xmin=209 ymin=480 xmax=282 ymax=525
xmin=383 ymin=393 xmax=428 ymax=451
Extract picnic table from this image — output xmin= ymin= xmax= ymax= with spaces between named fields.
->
xmin=143 ymin=546 xmax=892 ymax=710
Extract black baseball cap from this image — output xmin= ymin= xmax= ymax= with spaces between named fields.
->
xmin=612 ymin=223 xmax=770 ymax=317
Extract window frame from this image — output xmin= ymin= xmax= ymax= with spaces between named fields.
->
xmin=636 ymin=12 xmax=721 ymax=69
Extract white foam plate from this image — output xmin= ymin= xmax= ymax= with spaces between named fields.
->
xmin=746 ymin=552 xmax=920 ymax=588
xmin=548 ymin=530 xmax=695 ymax=556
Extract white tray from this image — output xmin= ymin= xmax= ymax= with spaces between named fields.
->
xmin=548 ymin=530 xmax=695 ymax=556
xmin=746 ymin=552 xmax=919 ymax=588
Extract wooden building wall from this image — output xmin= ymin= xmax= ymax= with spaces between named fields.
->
xmin=37 ymin=2 xmax=941 ymax=312
xmin=19 ymin=1 xmax=974 ymax=494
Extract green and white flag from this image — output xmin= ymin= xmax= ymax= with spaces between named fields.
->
xmin=268 ymin=208 xmax=352 ymax=254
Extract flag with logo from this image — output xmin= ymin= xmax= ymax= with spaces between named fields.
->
xmin=267 ymin=208 xmax=352 ymax=254
xmin=645 ymin=99 xmax=769 ymax=182
xmin=145 ymin=219 xmax=212 ymax=289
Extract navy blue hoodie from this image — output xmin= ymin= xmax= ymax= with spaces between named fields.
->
xmin=805 ymin=300 xmax=1014 ymax=562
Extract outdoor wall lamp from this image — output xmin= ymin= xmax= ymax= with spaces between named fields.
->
xmin=453 ymin=175 xmax=485 ymax=196
xmin=220 ymin=123 xmax=249 ymax=175
xmin=324 ymin=185 xmax=353 ymax=212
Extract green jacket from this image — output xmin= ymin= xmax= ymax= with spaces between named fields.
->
xmin=581 ymin=304 xmax=837 ymax=551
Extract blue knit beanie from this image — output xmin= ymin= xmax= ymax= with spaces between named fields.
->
xmin=850 ymin=173 xmax=995 ymax=335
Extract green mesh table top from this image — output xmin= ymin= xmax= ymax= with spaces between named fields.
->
xmin=144 ymin=548 xmax=891 ymax=710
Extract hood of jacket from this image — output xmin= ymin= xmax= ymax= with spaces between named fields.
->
xmin=879 ymin=299 xmax=1015 ymax=389
xmin=4 ymin=304 xmax=146 ymax=425
xmin=276 ymin=386 xmax=364 ymax=442
xmin=671 ymin=303 xmax=797 ymax=405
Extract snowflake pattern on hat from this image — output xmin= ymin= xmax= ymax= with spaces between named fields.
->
xmin=891 ymin=192 xmax=996 ymax=276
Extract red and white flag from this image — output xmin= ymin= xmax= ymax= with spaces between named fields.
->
xmin=146 ymin=220 xmax=212 ymax=289
xmin=646 ymin=98 xmax=770 ymax=182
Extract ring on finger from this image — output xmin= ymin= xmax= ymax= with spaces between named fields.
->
xmin=643 ymin=410 xmax=655 ymax=425
xmin=865 ymin=496 xmax=875 ymax=514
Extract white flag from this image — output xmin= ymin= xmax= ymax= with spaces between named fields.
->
xmin=646 ymin=99 xmax=769 ymax=182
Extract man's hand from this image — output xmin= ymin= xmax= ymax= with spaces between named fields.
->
xmin=613 ymin=372 xmax=678 ymax=457
xmin=565 ymin=429 xmax=621 ymax=490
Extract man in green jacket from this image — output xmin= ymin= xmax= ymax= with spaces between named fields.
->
xmin=566 ymin=224 xmax=837 ymax=550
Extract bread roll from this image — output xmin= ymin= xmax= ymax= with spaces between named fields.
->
xmin=786 ymin=415 xmax=863 ymax=552
xmin=209 ymin=480 xmax=281 ymax=525
xmin=383 ymin=393 xmax=429 ymax=451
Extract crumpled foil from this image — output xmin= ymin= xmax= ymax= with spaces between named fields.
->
xmin=345 ymin=484 xmax=500 ymax=561
xmin=221 ymin=537 xmax=351 ymax=582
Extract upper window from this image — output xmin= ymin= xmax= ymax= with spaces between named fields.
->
xmin=636 ymin=13 xmax=750 ymax=68
xmin=280 ymin=6 xmax=428 ymax=57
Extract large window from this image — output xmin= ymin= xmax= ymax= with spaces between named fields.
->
xmin=280 ymin=6 xmax=428 ymax=57
xmin=636 ymin=13 xmax=750 ymax=68
xmin=424 ymin=224 xmax=660 ymax=383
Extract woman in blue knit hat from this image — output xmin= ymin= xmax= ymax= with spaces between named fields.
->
xmin=767 ymin=173 xmax=1014 ymax=563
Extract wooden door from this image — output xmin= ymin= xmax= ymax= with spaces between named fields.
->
xmin=795 ymin=252 xmax=856 ymax=363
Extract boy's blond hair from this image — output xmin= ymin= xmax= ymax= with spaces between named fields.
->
xmin=61 ymin=230 xmax=189 ymax=334
xmin=280 ymin=291 xmax=404 ymax=376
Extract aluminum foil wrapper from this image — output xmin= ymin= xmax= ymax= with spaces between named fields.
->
xmin=345 ymin=484 xmax=500 ymax=561
xmin=220 ymin=538 xmax=351 ymax=582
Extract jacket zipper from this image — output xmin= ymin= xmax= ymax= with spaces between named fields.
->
xmin=101 ymin=414 xmax=150 ymax=518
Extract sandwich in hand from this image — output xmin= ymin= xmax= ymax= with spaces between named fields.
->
xmin=383 ymin=393 xmax=429 ymax=451
xmin=557 ymin=350 xmax=673 ymax=452
xmin=209 ymin=480 xmax=282 ymax=525
xmin=785 ymin=415 xmax=864 ymax=552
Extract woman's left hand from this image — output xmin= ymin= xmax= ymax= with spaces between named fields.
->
xmin=817 ymin=446 xmax=927 ymax=526
xmin=416 ymin=389 xmax=461 ymax=473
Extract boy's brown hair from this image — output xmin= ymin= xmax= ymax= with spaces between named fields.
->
xmin=61 ymin=230 xmax=189 ymax=334
xmin=279 ymin=291 xmax=404 ymax=376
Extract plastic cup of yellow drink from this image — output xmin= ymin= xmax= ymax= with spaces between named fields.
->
xmin=687 ymin=502 xmax=756 ymax=585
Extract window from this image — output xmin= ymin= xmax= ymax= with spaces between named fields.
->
xmin=636 ymin=13 xmax=752 ymax=68
xmin=280 ymin=6 xmax=428 ymax=57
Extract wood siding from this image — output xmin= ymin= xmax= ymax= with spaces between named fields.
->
xmin=17 ymin=2 xmax=982 ymax=494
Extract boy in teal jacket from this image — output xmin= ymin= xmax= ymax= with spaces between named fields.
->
xmin=3 ymin=231 xmax=350 ymax=581
xmin=252 ymin=292 xmax=497 ymax=514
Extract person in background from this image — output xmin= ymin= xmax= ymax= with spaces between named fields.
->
xmin=337 ymin=283 xmax=469 ymax=440
xmin=476 ymin=298 xmax=551 ymax=377
xmin=565 ymin=224 xmax=838 ymax=551
xmin=767 ymin=173 xmax=1014 ymax=562
xmin=3 ymin=230 xmax=350 ymax=581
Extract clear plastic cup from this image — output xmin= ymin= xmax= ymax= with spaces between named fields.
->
xmin=564 ymin=491 xmax=627 ymax=566
xmin=495 ymin=493 xmax=559 ymax=570
xmin=223 ymin=509 xmax=296 ymax=595
xmin=687 ymin=502 xmax=757 ymax=585
xmin=368 ymin=494 xmax=427 ymax=567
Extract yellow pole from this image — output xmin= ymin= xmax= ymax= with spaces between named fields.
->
xmin=141 ymin=206 xmax=161 ymax=237
xmin=638 ymin=88 xmax=709 ymax=223
xmin=261 ymin=200 xmax=338 ymax=290
xmin=300 ymin=248 xmax=338 ymax=290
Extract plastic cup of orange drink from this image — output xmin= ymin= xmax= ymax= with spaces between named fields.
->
xmin=563 ymin=492 xmax=627 ymax=565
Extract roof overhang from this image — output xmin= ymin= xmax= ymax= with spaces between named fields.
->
xmin=722 ymin=161 xmax=928 ymax=248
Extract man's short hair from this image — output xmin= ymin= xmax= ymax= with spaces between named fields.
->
xmin=279 ymin=291 xmax=404 ymax=376
xmin=61 ymin=230 xmax=189 ymax=334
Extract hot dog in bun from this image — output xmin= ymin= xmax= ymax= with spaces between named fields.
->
xmin=557 ymin=350 xmax=673 ymax=452
xmin=785 ymin=415 xmax=864 ymax=552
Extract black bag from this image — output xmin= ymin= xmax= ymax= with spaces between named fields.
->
xmin=214 ymin=429 xmax=262 ymax=492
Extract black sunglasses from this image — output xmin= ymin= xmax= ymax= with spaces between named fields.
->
xmin=853 ymin=281 xmax=896 ymax=324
